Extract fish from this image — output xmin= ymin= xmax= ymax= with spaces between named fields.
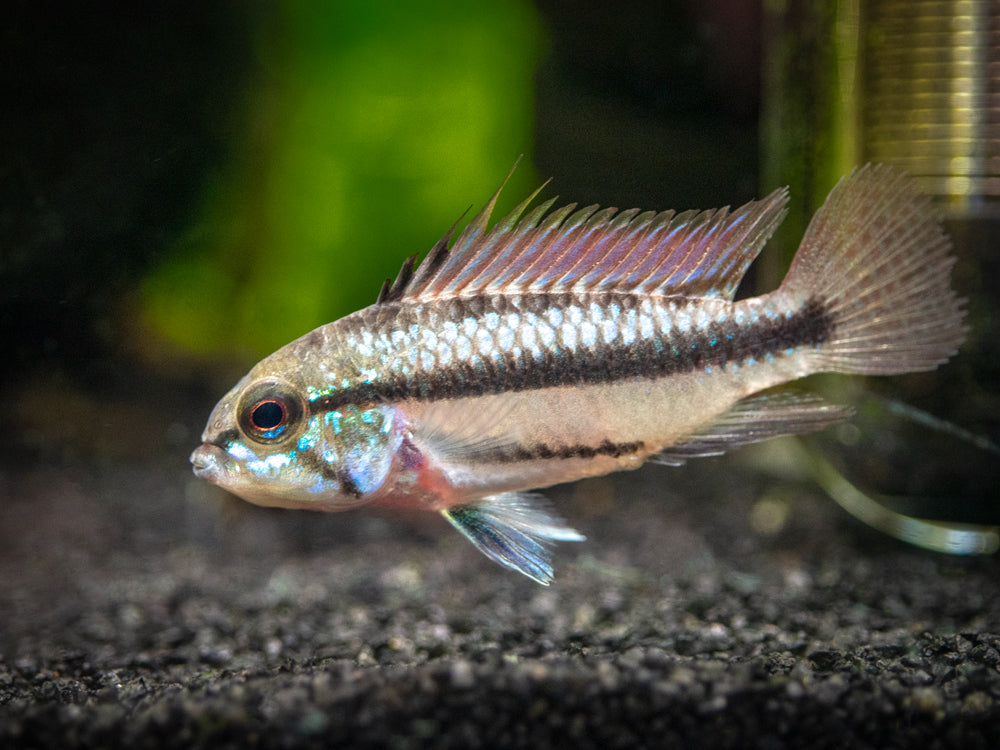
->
xmin=191 ymin=164 xmax=966 ymax=584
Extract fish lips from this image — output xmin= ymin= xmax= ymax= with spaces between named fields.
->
xmin=190 ymin=443 xmax=227 ymax=482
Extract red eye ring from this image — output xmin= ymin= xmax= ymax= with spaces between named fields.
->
xmin=237 ymin=380 xmax=304 ymax=443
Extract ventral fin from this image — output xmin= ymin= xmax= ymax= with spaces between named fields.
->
xmin=382 ymin=162 xmax=789 ymax=304
xmin=656 ymin=390 xmax=853 ymax=466
xmin=442 ymin=493 xmax=585 ymax=585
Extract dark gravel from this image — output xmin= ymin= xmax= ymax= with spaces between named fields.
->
xmin=3 ymin=3 xmax=996 ymax=746
xmin=2 ymin=385 xmax=998 ymax=749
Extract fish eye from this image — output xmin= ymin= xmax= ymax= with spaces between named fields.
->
xmin=237 ymin=380 xmax=305 ymax=443
xmin=250 ymin=399 xmax=286 ymax=430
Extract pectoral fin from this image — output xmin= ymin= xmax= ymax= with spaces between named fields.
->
xmin=442 ymin=493 xmax=585 ymax=585
xmin=412 ymin=398 xmax=523 ymax=464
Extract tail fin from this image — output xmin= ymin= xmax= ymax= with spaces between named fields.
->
xmin=779 ymin=164 xmax=966 ymax=375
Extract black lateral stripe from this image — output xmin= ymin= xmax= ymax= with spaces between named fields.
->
xmin=309 ymin=294 xmax=834 ymax=412
xmin=468 ymin=438 xmax=646 ymax=465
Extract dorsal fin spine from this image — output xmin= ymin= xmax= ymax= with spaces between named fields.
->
xmin=463 ymin=196 xmax=559 ymax=291
xmin=404 ymin=221 xmax=460 ymax=300
xmin=379 ymin=165 xmax=791 ymax=305
xmin=599 ymin=211 xmax=672 ymax=289
xmin=487 ymin=201 xmax=576 ymax=291
xmin=621 ymin=211 xmax=697 ymax=290
xmin=457 ymin=158 xmax=523 ymax=241
xmin=552 ymin=208 xmax=640 ymax=290
xmin=535 ymin=206 xmax=619 ymax=290
xmin=517 ymin=204 xmax=601 ymax=292
xmin=646 ymin=208 xmax=722 ymax=295
xmin=452 ymin=184 xmax=552 ymax=293
xmin=577 ymin=212 xmax=653 ymax=289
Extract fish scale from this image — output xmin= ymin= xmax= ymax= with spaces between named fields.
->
xmin=192 ymin=164 xmax=965 ymax=584
xmin=312 ymin=291 xmax=831 ymax=410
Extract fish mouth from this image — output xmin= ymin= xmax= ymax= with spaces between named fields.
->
xmin=190 ymin=444 xmax=226 ymax=481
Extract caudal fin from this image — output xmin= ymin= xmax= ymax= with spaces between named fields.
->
xmin=779 ymin=164 xmax=966 ymax=375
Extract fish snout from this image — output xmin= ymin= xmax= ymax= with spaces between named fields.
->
xmin=190 ymin=444 xmax=225 ymax=481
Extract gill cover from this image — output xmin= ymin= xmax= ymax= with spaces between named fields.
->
xmin=322 ymin=404 xmax=399 ymax=498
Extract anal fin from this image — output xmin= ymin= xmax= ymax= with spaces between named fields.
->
xmin=442 ymin=493 xmax=585 ymax=585
xmin=656 ymin=390 xmax=852 ymax=466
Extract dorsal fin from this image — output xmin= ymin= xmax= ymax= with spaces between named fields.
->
xmin=378 ymin=165 xmax=789 ymax=304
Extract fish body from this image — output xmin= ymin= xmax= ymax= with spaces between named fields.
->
xmin=192 ymin=165 xmax=965 ymax=583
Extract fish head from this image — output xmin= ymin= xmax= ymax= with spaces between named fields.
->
xmin=191 ymin=357 xmax=403 ymax=511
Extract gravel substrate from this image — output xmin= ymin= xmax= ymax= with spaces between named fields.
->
xmin=1 ymin=414 xmax=998 ymax=748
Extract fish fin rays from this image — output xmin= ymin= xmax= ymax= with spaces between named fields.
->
xmin=380 ymin=163 xmax=790 ymax=304
xmin=411 ymin=399 xmax=524 ymax=464
xmin=778 ymin=164 xmax=966 ymax=375
xmin=655 ymin=390 xmax=853 ymax=465
xmin=442 ymin=493 xmax=585 ymax=585
xmin=378 ymin=217 xmax=464 ymax=305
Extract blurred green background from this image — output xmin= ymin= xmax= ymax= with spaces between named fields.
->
xmin=2 ymin=0 xmax=760 ymax=389
xmin=141 ymin=0 xmax=543 ymax=360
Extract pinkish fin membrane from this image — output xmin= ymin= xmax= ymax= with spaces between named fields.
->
xmin=387 ymin=164 xmax=790 ymax=304
xmin=779 ymin=164 xmax=966 ymax=375
xmin=442 ymin=493 xmax=585 ymax=585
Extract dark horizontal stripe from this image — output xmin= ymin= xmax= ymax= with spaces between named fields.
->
xmin=310 ymin=293 xmax=834 ymax=412
xmin=469 ymin=438 xmax=646 ymax=465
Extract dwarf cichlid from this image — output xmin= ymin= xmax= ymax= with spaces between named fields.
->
xmin=191 ymin=165 xmax=965 ymax=584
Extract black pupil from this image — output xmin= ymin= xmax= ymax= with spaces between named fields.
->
xmin=251 ymin=400 xmax=286 ymax=431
